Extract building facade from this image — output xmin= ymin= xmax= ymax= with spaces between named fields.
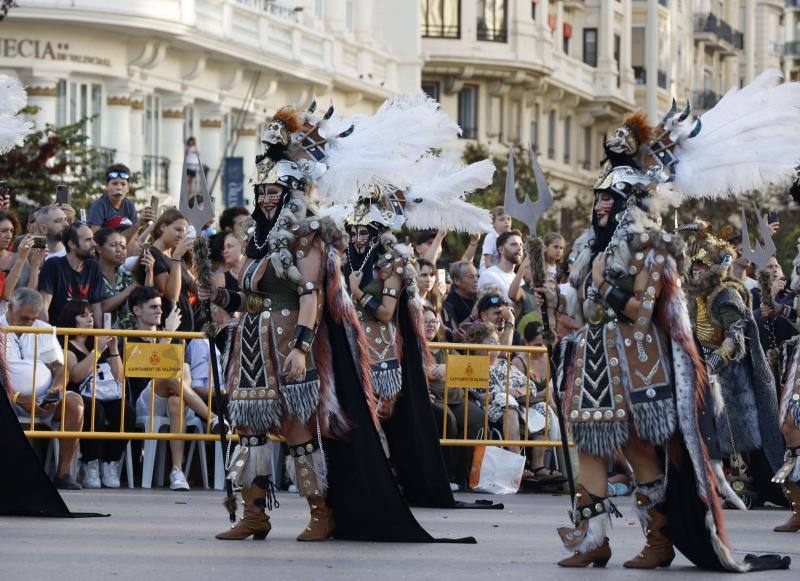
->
xmin=421 ymin=0 xmax=637 ymax=202
xmin=2 ymin=0 xmax=420 ymax=213
xmin=632 ymin=0 xmax=784 ymax=120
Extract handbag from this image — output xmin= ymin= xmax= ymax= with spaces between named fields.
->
xmin=469 ymin=439 xmax=525 ymax=495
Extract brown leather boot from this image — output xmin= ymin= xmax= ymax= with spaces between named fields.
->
xmin=297 ymin=494 xmax=335 ymax=541
xmin=216 ymin=482 xmax=272 ymax=540
xmin=623 ymin=493 xmax=675 ymax=568
xmin=774 ymin=482 xmax=800 ymax=533
xmin=558 ymin=539 xmax=612 ymax=568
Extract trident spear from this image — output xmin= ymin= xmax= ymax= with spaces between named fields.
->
xmin=503 ymin=145 xmax=576 ymax=502
xmin=741 ymin=204 xmax=780 ymax=378
xmin=180 ymin=155 xmax=237 ymax=524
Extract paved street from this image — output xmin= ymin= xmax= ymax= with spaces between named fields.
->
xmin=1 ymin=489 xmax=797 ymax=580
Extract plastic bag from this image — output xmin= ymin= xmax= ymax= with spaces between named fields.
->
xmin=469 ymin=445 xmax=525 ymax=494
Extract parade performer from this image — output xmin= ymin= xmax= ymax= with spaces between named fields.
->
xmin=206 ymin=101 xmax=474 ymax=543
xmin=772 ymin=238 xmax=800 ymax=532
xmin=557 ymin=68 xmax=800 ymax=571
xmin=677 ymin=220 xmax=783 ymax=508
xmin=321 ymin=94 xmax=497 ymax=508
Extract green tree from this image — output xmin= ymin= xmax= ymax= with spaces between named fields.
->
xmin=0 ymin=118 xmax=137 ymax=221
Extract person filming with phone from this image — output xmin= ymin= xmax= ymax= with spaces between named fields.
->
xmin=1 ymin=288 xmax=85 ymax=490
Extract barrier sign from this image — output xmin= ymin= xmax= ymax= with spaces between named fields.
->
xmin=445 ymin=354 xmax=490 ymax=388
xmin=125 ymin=342 xmax=184 ymax=379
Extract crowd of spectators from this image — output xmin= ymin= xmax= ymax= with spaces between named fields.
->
xmin=3 ymin=161 xmax=791 ymax=499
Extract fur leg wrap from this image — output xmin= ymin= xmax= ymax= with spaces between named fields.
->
xmin=773 ymin=446 xmax=800 ymax=485
xmin=632 ymin=475 xmax=666 ymax=532
xmin=571 ymin=421 xmax=629 ymax=458
xmin=630 ymin=399 xmax=677 ymax=446
xmin=286 ymin=439 xmax=328 ymax=496
xmin=227 ymin=435 xmax=272 ymax=488
xmin=558 ymin=485 xmax=621 ymax=554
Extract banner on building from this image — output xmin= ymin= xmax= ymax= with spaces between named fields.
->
xmin=125 ymin=342 xmax=184 ymax=379
xmin=223 ymin=156 xmax=244 ymax=207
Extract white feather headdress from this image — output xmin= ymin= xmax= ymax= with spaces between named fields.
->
xmin=658 ymin=69 xmax=800 ymax=202
xmin=0 ymin=75 xmax=33 ymax=155
xmin=403 ymin=154 xmax=494 ymax=234
xmin=316 ymin=92 xmax=460 ymax=204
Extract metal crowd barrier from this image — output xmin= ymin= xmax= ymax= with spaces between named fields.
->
xmin=2 ymin=326 xmax=569 ymax=452
xmin=428 ymin=341 xmax=567 ymax=449
xmin=3 ymin=325 xmax=225 ymax=442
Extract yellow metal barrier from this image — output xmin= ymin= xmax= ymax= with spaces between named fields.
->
xmin=428 ymin=341 xmax=570 ymax=449
xmin=3 ymin=326 xmax=570 ymax=452
xmin=3 ymin=325 xmax=229 ymax=443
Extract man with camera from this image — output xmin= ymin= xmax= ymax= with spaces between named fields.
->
xmin=1 ymin=288 xmax=84 ymax=490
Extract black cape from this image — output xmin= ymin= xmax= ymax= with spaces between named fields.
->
xmin=382 ymin=296 xmax=501 ymax=510
xmin=0 ymin=375 xmax=103 ymax=518
xmin=322 ymin=310 xmax=476 ymax=543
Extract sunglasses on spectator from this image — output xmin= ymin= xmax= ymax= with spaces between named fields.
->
xmin=107 ymin=172 xmax=130 ymax=180
xmin=486 ymin=295 xmax=507 ymax=306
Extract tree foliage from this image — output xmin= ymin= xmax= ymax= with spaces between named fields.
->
xmin=0 ymin=118 xmax=134 ymax=221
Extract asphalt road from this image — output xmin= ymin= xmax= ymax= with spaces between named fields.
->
xmin=1 ymin=489 xmax=797 ymax=580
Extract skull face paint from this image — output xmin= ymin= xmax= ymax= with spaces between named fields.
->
xmin=605 ymin=124 xmax=638 ymax=156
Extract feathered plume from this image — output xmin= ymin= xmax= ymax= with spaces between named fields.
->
xmin=403 ymin=154 xmax=494 ymax=233
xmin=316 ymin=92 xmax=460 ymax=205
xmin=667 ymin=69 xmax=800 ymax=201
xmin=0 ymin=75 xmax=33 ymax=155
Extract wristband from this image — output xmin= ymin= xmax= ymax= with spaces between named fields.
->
xmin=290 ymin=325 xmax=316 ymax=354
xmin=362 ymin=295 xmax=382 ymax=317
xmin=109 ymin=353 xmax=120 ymax=357
xmin=603 ymin=283 xmax=632 ymax=313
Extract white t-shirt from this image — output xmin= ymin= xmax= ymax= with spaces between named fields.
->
xmin=2 ymin=316 xmax=64 ymax=398
xmin=743 ymin=276 xmax=758 ymax=291
xmin=478 ymin=265 xmax=517 ymax=300
xmin=480 ymin=231 xmax=500 ymax=274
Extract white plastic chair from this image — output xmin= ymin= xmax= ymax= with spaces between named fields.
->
xmin=135 ymin=414 xmax=209 ymax=489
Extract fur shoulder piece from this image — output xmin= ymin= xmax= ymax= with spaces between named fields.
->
xmin=605 ymin=206 xmax=684 ymax=284
xmin=568 ymin=228 xmax=595 ymax=289
xmin=707 ymin=279 xmax=751 ymax=328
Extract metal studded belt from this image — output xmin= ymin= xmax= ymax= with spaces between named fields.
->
xmin=246 ymin=292 xmax=272 ymax=315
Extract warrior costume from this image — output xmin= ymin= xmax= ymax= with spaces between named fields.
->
xmin=678 ymin=221 xmax=784 ymax=508
xmin=557 ymin=82 xmax=795 ymax=570
xmin=329 ymin=94 xmax=498 ymax=509
xmin=212 ymin=101 xmax=474 ymax=543
xmin=773 ymin=239 xmax=800 ymax=532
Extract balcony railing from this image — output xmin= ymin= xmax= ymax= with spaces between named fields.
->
xmin=142 ymin=155 xmax=170 ymax=194
xmin=422 ymin=23 xmax=460 ymax=38
xmin=477 ymin=20 xmax=508 ymax=42
xmin=786 ymin=40 xmax=800 ymax=57
xmin=234 ymin=0 xmax=300 ymax=22
xmin=692 ymin=90 xmax=719 ymax=110
xmin=694 ymin=13 xmax=744 ymax=50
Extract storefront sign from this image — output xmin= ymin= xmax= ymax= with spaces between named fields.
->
xmin=223 ymin=156 xmax=244 ymax=207
xmin=0 ymin=38 xmax=111 ymax=67
xmin=125 ymin=342 xmax=184 ymax=379
xmin=445 ymin=354 xmax=490 ymax=389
